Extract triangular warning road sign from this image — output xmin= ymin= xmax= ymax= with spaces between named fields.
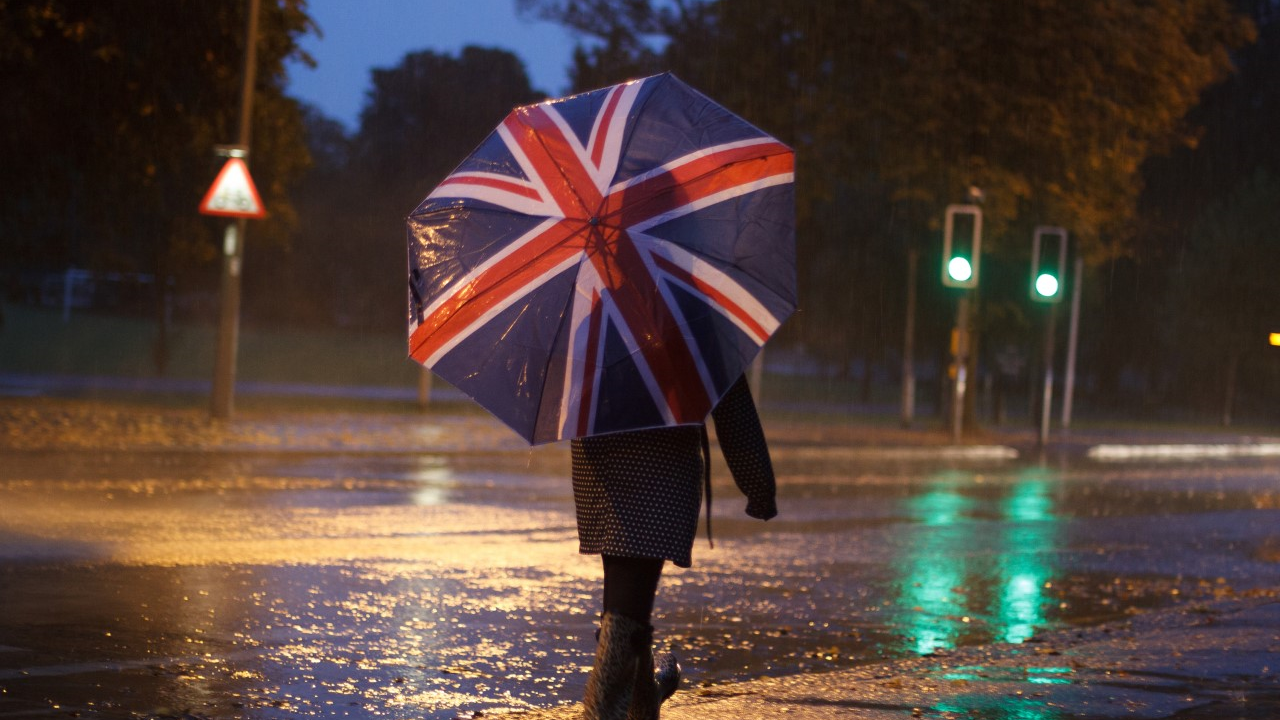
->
xmin=199 ymin=157 xmax=266 ymax=218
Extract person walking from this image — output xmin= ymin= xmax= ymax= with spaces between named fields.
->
xmin=571 ymin=374 xmax=778 ymax=719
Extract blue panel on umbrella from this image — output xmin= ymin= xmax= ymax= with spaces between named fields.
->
xmin=592 ymin=322 xmax=666 ymax=434
xmin=644 ymin=184 xmax=797 ymax=320
xmin=431 ymin=263 xmax=578 ymax=442
xmin=666 ymin=282 xmax=755 ymax=401
xmin=615 ymin=75 xmax=769 ymax=187
xmin=545 ymin=84 xmax=617 ymax=148
xmin=406 ymin=210 xmax=546 ymax=326
xmin=452 ymin=130 xmax=528 ymax=182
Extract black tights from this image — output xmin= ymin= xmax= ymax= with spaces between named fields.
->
xmin=602 ymin=554 xmax=664 ymax=625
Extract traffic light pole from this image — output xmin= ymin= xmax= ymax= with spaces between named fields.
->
xmin=901 ymin=247 xmax=918 ymax=428
xmin=951 ymin=293 xmax=971 ymax=443
xmin=1038 ymin=303 xmax=1058 ymax=448
xmin=1028 ymin=226 xmax=1069 ymax=447
xmin=1061 ymin=257 xmax=1084 ymax=430
xmin=940 ymin=203 xmax=981 ymax=442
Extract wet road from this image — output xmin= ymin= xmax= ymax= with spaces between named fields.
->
xmin=1 ymin=445 xmax=1278 ymax=719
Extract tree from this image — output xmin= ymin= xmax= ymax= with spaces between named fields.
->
xmin=293 ymin=47 xmax=545 ymax=332
xmin=244 ymin=104 xmax=353 ymax=327
xmin=0 ymin=0 xmax=313 ymax=353
xmin=353 ymin=46 xmax=545 ymax=204
xmin=528 ymin=0 xmax=1253 ymax=402
xmin=1090 ymin=4 xmax=1280 ymax=419
xmin=517 ymin=0 xmax=671 ymax=89
xmin=1169 ymin=169 xmax=1280 ymax=423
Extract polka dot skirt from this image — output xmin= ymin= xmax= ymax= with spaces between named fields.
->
xmin=571 ymin=376 xmax=777 ymax=569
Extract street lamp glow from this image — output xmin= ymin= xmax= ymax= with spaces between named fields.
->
xmin=1270 ymin=332 xmax=1280 ymax=347
xmin=948 ymin=257 xmax=973 ymax=283
xmin=1034 ymin=273 xmax=1059 ymax=298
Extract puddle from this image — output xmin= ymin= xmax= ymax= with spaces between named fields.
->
xmin=1 ymin=452 xmax=1278 ymax=718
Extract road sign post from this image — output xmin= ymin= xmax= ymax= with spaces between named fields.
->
xmin=206 ymin=0 xmax=261 ymax=421
xmin=203 ymin=151 xmax=265 ymax=421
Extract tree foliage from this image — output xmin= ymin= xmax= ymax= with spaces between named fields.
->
xmin=1176 ymin=170 xmax=1280 ymax=351
xmin=518 ymin=0 xmax=670 ymax=89
xmin=1096 ymin=3 xmax=1280 ymax=417
xmin=0 ymin=0 xmax=313 ymax=296
xmin=1164 ymin=169 xmax=1280 ymax=414
xmin=354 ymin=47 xmax=546 ymax=206
xmin=542 ymin=0 xmax=1250 ymax=250
xmin=290 ymin=47 xmax=544 ymax=331
xmin=528 ymin=0 xmax=1255 ymax=391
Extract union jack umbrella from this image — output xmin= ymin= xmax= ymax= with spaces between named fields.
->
xmin=406 ymin=73 xmax=795 ymax=444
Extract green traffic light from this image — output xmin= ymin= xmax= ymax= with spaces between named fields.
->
xmin=1034 ymin=273 xmax=1059 ymax=297
xmin=948 ymin=257 xmax=973 ymax=283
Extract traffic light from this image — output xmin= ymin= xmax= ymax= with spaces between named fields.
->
xmin=942 ymin=204 xmax=983 ymax=289
xmin=1030 ymin=226 xmax=1069 ymax=303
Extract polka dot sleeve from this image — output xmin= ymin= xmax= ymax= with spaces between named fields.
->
xmin=711 ymin=375 xmax=778 ymax=520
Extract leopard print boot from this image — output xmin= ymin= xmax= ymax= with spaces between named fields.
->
xmin=625 ymin=630 xmax=657 ymax=720
xmin=583 ymin=612 xmax=646 ymax=720
xmin=626 ymin=643 xmax=680 ymax=719
xmin=655 ymin=651 xmax=681 ymax=704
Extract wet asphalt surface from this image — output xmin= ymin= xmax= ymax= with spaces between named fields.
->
xmin=1 ymin=421 xmax=1279 ymax=719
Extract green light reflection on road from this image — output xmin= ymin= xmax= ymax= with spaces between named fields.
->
xmin=936 ymin=699 xmax=1062 ymax=719
xmin=900 ymin=474 xmax=974 ymax=655
xmin=1026 ymin=666 xmax=1074 ymax=685
xmin=995 ymin=474 xmax=1055 ymax=645
xmin=896 ymin=467 xmax=1062 ymax=656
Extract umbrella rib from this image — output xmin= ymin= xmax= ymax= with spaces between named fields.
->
xmin=530 ymin=235 xmax=597 ymax=441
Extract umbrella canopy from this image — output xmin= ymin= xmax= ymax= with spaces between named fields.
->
xmin=407 ymin=73 xmax=795 ymax=444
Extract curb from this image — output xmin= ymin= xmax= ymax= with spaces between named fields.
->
xmin=1088 ymin=442 xmax=1280 ymax=461
xmin=778 ymin=445 xmax=1019 ymax=462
